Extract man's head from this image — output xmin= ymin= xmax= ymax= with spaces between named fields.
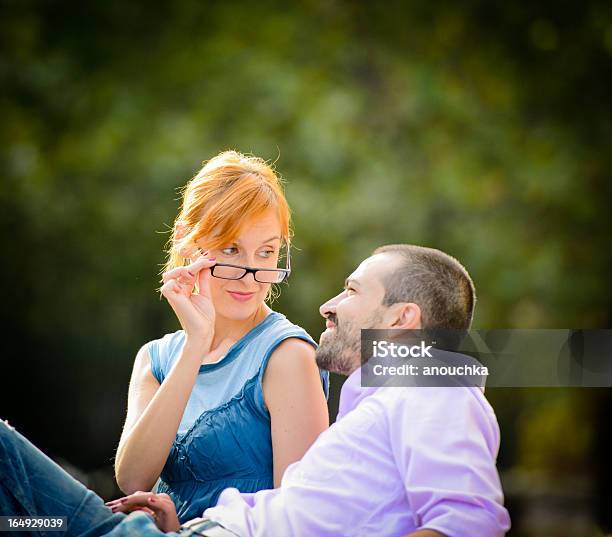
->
xmin=315 ymin=244 xmax=476 ymax=375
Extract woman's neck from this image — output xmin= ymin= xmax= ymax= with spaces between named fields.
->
xmin=211 ymin=303 xmax=272 ymax=349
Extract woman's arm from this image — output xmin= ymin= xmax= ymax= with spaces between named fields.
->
xmin=115 ymin=255 xmax=221 ymax=493
xmin=114 ymin=337 xmax=209 ymax=494
xmin=263 ymin=338 xmax=330 ymax=487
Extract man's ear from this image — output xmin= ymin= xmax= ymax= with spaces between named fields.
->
xmin=390 ymin=303 xmax=422 ymax=329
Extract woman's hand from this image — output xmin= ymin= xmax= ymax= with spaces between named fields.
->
xmin=160 ymin=254 xmax=217 ymax=344
xmin=105 ymin=492 xmax=181 ymax=532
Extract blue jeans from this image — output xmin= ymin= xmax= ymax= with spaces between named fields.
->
xmin=0 ymin=419 xmax=173 ymax=537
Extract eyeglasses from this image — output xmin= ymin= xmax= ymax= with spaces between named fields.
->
xmin=198 ymin=248 xmax=291 ymax=284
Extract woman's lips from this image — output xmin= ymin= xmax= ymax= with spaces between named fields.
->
xmin=228 ymin=291 xmax=256 ymax=302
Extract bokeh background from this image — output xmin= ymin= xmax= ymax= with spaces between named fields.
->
xmin=2 ymin=1 xmax=611 ymax=535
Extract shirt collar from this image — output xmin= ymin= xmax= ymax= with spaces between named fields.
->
xmin=336 ymin=368 xmax=379 ymax=420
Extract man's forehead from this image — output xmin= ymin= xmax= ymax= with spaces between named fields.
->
xmin=348 ymin=253 xmax=397 ymax=285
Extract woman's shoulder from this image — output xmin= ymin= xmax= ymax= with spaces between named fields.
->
xmin=254 ymin=311 xmax=329 ymax=399
xmin=146 ymin=329 xmax=186 ymax=356
xmin=261 ymin=311 xmax=317 ymax=346
xmin=145 ymin=329 xmax=186 ymax=383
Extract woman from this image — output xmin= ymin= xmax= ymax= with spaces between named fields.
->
xmin=114 ymin=150 xmax=329 ymax=524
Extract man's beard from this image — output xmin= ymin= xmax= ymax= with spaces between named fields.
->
xmin=316 ymin=310 xmax=382 ymax=376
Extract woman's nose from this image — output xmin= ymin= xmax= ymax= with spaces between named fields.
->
xmin=240 ymin=252 xmax=259 ymax=267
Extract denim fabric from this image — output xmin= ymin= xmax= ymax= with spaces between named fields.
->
xmin=99 ymin=512 xmax=178 ymax=537
xmin=0 ymin=419 xmax=176 ymax=537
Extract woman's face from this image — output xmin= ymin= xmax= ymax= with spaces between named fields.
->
xmin=196 ymin=210 xmax=283 ymax=321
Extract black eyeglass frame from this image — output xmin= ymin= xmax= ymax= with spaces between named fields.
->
xmin=198 ymin=246 xmax=292 ymax=284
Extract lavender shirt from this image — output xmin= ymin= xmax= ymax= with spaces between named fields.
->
xmin=204 ymin=369 xmax=511 ymax=536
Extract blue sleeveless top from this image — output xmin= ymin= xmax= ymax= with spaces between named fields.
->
xmin=146 ymin=311 xmax=329 ymax=523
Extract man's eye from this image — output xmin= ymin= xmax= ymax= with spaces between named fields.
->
xmin=345 ymin=287 xmax=356 ymax=294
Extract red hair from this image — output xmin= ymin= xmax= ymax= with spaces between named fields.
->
xmin=162 ymin=151 xmax=291 ymax=277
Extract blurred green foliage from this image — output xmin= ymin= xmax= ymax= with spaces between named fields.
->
xmin=1 ymin=1 xmax=611 ymax=534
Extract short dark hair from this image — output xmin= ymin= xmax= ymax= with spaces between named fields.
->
xmin=373 ymin=244 xmax=476 ymax=330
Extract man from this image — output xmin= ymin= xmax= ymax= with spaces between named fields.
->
xmin=0 ymin=245 xmax=511 ymax=536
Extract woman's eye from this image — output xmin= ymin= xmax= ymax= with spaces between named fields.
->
xmin=221 ymin=247 xmax=238 ymax=255
xmin=259 ymin=250 xmax=275 ymax=258
xmin=345 ymin=287 xmax=356 ymax=295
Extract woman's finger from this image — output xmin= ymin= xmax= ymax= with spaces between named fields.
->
xmin=160 ymin=279 xmax=181 ymax=299
xmin=197 ymin=257 xmax=215 ymax=299
xmin=137 ymin=506 xmax=156 ymax=514
xmin=162 ymin=266 xmax=195 ymax=284
xmin=188 ymin=248 xmax=208 ymax=263
xmin=162 ymin=256 xmax=209 ymax=283
xmin=162 ymin=256 xmax=216 ymax=285
xmin=105 ymin=491 xmax=142 ymax=507
xmin=145 ymin=496 xmax=175 ymax=515
xmin=105 ymin=496 xmax=127 ymax=504
xmin=110 ymin=492 xmax=154 ymax=513
xmin=186 ymin=255 xmax=217 ymax=273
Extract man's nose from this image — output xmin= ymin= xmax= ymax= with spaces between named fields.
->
xmin=319 ymin=292 xmax=342 ymax=318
